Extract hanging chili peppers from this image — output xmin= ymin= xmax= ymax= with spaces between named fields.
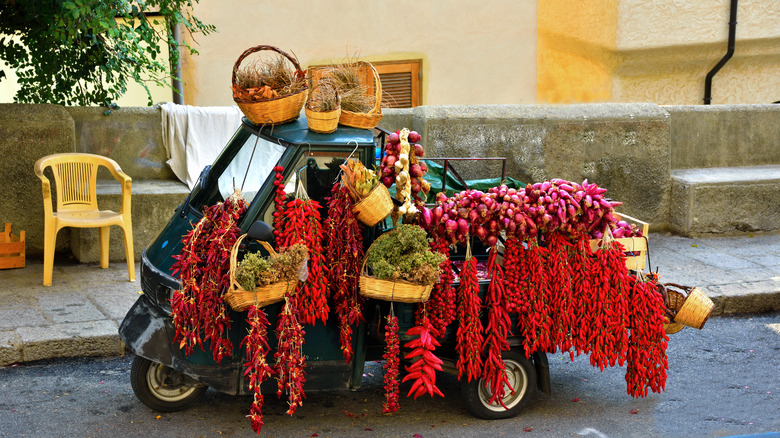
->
xmin=545 ymin=231 xmax=574 ymax=355
xmin=626 ymin=277 xmax=669 ymax=397
xmin=502 ymin=236 xmax=523 ymax=313
xmin=455 ymin=251 xmax=483 ymax=382
xmin=170 ymin=190 xmax=247 ymax=365
xmin=273 ymin=167 xmax=329 ymax=326
xmin=382 ymin=312 xmax=401 ymax=413
xmin=516 ymin=239 xmax=551 ymax=358
xmin=420 ymin=235 xmax=456 ymax=337
xmin=324 ymin=182 xmax=364 ymax=363
xmin=402 ymin=316 xmax=445 ymax=399
xmin=273 ymin=295 xmax=307 ymax=415
xmin=242 ymin=305 xmax=274 ymax=434
xmin=568 ymin=234 xmax=594 ymax=358
xmin=481 ymin=247 xmax=514 ymax=407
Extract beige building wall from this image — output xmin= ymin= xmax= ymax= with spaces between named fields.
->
xmin=538 ymin=0 xmax=780 ymax=105
xmin=180 ymin=0 xmax=539 ymax=106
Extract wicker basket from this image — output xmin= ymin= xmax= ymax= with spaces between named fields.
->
xmin=663 ymin=283 xmax=715 ymax=329
xmin=232 ymin=45 xmax=308 ymax=126
xmin=305 ymin=83 xmax=341 ymax=134
xmin=358 ymin=257 xmax=432 ymax=303
xmin=351 ymin=183 xmax=393 ymax=227
xmin=338 ymin=61 xmax=383 ymax=129
xmin=225 ymin=234 xmax=297 ymax=311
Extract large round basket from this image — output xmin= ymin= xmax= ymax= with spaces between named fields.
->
xmin=663 ymin=283 xmax=715 ymax=329
xmin=305 ymin=83 xmax=341 ymax=134
xmin=232 ymin=45 xmax=308 ymax=126
xmin=338 ymin=61 xmax=383 ymax=130
xmin=351 ymin=183 xmax=393 ymax=227
xmin=358 ymin=257 xmax=432 ymax=303
xmin=225 ymin=234 xmax=297 ymax=311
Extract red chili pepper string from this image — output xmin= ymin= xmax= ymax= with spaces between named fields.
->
xmin=402 ymin=316 xmax=445 ymax=399
xmin=455 ymin=255 xmax=483 ymax=382
xmin=170 ymin=193 xmax=246 ymax=365
xmin=568 ymin=234 xmax=594 ymax=358
xmin=421 ymin=237 xmax=456 ymax=337
xmin=242 ymin=304 xmax=274 ymax=434
xmin=518 ymin=239 xmax=551 ymax=357
xmin=324 ymin=183 xmax=364 ymax=363
xmin=382 ymin=313 xmax=401 ymax=413
xmin=273 ymin=294 xmax=307 ymax=415
xmin=482 ymin=246 xmax=513 ymax=408
xmin=545 ymin=232 xmax=574 ymax=356
xmin=626 ymin=277 xmax=668 ymax=397
xmin=502 ymin=236 xmax=523 ymax=313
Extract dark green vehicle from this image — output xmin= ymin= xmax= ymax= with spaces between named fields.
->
xmin=118 ymin=115 xmax=550 ymax=420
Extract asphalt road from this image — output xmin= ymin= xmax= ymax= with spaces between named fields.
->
xmin=1 ymin=312 xmax=778 ymax=438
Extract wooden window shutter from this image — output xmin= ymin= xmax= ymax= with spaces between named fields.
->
xmin=373 ymin=60 xmax=422 ymax=108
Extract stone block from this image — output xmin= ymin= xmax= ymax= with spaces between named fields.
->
xmin=670 ymin=165 xmax=780 ymax=235
xmin=412 ymin=103 xmax=672 ymax=226
xmin=17 ymin=320 xmax=121 ymax=362
xmin=65 ymin=106 xmax=175 ymax=181
xmin=0 ymin=104 xmax=76 ymax=257
xmin=70 ymin=180 xmax=190 ymax=263
xmin=0 ymin=330 xmax=22 ymax=366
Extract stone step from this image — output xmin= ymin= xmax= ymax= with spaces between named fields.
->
xmin=669 ymin=165 xmax=780 ymax=236
xmin=70 ymin=180 xmax=190 ymax=263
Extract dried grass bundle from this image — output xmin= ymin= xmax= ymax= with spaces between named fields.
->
xmin=320 ymin=62 xmax=374 ymax=113
xmin=306 ymin=83 xmax=339 ymax=112
xmin=234 ymin=54 xmax=306 ymax=100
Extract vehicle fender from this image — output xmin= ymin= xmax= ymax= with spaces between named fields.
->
xmin=532 ymin=350 xmax=551 ymax=395
xmin=119 ymin=294 xmax=175 ymax=367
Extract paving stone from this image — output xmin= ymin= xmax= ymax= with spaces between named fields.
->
xmin=87 ymin=289 xmax=141 ymax=321
xmin=37 ymin=293 xmax=106 ymax=323
xmin=0 ymin=305 xmax=47 ymax=330
xmin=17 ymin=320 xmax=121 ymax=362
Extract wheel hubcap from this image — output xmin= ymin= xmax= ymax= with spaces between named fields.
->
xmin=146 ymin=362 xmax=199 ymax=402
xmin=478 ymin=359 xmax=528 ymax=412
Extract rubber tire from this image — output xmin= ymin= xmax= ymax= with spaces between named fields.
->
xmin=460 ymin=348 xmax=537 ymax=420
xmin=130 ymin=356 xmax=207 ymax=412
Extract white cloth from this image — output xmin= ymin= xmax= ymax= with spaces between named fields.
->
xmin=159 ymin=102 xmax=244 ymax=189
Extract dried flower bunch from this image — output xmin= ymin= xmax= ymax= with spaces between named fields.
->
xmin=235 ymin=243 xmax=308 ymax=291
xmin=366 ymin=224 xmax=446 ymax=285
xmin=232 ymin=54 xmax=306 ymax=102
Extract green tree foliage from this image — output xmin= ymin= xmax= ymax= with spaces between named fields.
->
xmin=0 ymin=0 xmax=215 ymax=106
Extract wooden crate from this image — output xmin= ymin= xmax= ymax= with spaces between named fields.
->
xmin=589 ymin=213 xmax=649 ymax=271
xmin=0 ymin=223 xmax=25 ymax=269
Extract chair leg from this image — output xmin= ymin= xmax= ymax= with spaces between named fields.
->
xmin=99 ymin=226 xmax=110 ymax=269
xmin=122 ymin=225 xmax=135 ymax=282
xmin=43 ymin=223 xmax=58 ymax=287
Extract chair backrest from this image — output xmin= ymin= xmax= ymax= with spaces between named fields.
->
xmin=36 ymin=153 xmax=122 ymax=213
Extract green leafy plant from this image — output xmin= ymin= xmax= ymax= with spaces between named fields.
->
xmin=235 ymin=243 xmax=308 ymax=291
xmin=0 ymin=0 xmax=215 ymax=106
xmin=366 ymin=224 xmax=446 ymax=285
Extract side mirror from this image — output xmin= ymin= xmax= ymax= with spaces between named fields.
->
xmin=247 ymin=220 xmax=274 ymax=242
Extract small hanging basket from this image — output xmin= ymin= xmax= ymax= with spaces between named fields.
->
xmin=225 ymin=234 xmax=298 ymax=311
xmin=231 ymin=45 xmax=308 ymax=126
xmin=663 ymin=283 xmax=715 ymax=330
xmin=305 ymin=83 xmax=341 ymax=134
xmin=358 ymin=257 xmax=432 ymax=303
xmin=338 ymin=61 xmax=383 ymax=130
xmin=350 ymin=182 xmax=393 ymax=227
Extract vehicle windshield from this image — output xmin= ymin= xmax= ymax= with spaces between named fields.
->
xmin=189 ymin=130 xmax=286 ymax=213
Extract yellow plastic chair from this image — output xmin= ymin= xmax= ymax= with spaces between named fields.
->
xmin=34 ymin=153 xmax=135 ymax=286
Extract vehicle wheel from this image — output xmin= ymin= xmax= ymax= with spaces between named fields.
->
xmin=460 ymin=349 xmax=537 ymax=420
xmin=130 ymin=355 xmax=206 ymax=412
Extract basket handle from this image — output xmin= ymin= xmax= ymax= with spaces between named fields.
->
xmin=663 ymin=282 xmax=692 ymax=298
xmin=360 ymin=61 xmax=383 ymax=116
xmin=231 ymin=45 xmax=305 ymax=90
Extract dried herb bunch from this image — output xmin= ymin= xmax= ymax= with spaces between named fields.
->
xmin=233 ymin=54 xmax=306 ymax=101
xmin=320 ymin=61 xmax=374 ymax=113
xmin=306 ymin=82 xmax=339 ymax=112
xmin=366 ymin=224 xmax=446 ymax=285
xmin=235 ymin=243 xmax=308 ymax=291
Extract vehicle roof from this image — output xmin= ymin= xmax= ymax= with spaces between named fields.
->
xmin=244 ymin=114 xmax=376 ymax=146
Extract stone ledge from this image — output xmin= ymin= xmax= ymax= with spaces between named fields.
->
xmin=670 ymin=165 xmax=780 ymax=236
xmin=16 ymin=320 xmax=121 ymax=363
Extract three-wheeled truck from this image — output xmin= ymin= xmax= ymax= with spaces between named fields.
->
xmin=119 ymin=115 xmax=550 ymax=421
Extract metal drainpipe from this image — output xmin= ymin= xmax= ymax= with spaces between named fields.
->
xmin=171 ymin=20 xmax=184 ymax=105
xmin=704 ymin=0 xmax=738 ymax=105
